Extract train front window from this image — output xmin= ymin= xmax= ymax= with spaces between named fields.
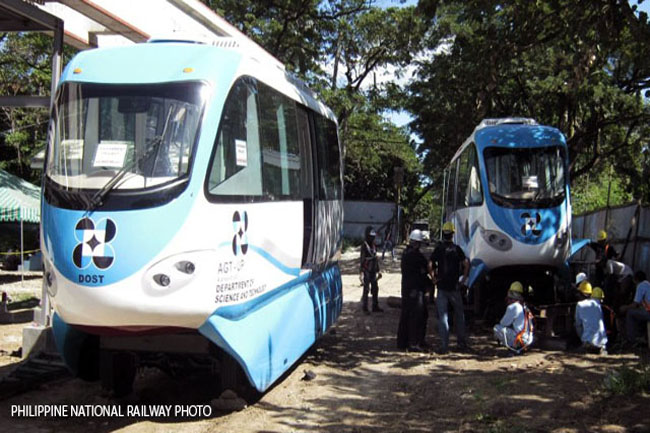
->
xmin=484 ymin=146 xmax=566 ymax=208
xmin=47 ymin=82 xmax=205 ymax=190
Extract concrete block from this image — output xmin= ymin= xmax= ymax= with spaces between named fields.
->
xmin=22 ymin=325 xmax=56 ymax=359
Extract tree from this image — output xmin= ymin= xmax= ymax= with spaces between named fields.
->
xmin=409 ymin=0 xmax=650 ymax=204
xmin=0 ymin=32 xmax=76 ymax=183
xmin=206 ymin=0 xmax=429 ymax=214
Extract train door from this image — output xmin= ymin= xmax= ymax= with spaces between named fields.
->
xmin=310 ymin=115 xmax=343 ymax=268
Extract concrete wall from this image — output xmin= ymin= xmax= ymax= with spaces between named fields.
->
xmin=343 ymin=201 xmax=396 ymax=240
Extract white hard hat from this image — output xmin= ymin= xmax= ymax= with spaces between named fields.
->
xmin=575 ymin=272 xmax=587 ymax=285
xmin=409 ymin=229 xmax=424 ymax=242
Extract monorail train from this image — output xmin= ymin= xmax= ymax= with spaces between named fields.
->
xmin=41 ymin=37 xmax=343 ymax=396
xmin=441 ymin=118 xmax=583 ymax=314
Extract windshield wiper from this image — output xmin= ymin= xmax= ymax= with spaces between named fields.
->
xmin=85 ymin=136 xmax=163 ymax=211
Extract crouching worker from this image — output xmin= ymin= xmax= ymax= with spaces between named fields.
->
xmin=493 ymin=281 xmax=534 ymax=355
xmin=574 ymin=281 xmax=608 ymax=355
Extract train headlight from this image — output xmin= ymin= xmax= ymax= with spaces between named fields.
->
xmin=154 ymin=274 xmax=171 ymax=287
xmin=555 ymin=229 xmax=569 ymax=249
xmin=176 ymin=261 xmax=195 ymax=274
xmin=481 ymin=229 xmax=512 ymax=251
xmin=143 ymin=251 xmax=207 ymax=295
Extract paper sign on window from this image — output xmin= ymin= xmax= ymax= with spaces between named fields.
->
xmin=235 ymin=139 xmax=248 ymax=167
xmin=94 ymin=142 xmax=129 ymax=168
xmin=61 ymin=139 xmax=84 ymax=160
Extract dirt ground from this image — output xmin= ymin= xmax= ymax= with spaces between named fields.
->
xmin=0 ymin=253 xmax=649 ymax=433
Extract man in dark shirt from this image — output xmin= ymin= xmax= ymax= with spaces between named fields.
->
xmin=397 ymin=229 xmax=431 ymax=351
xmin=359 ymin=226 xmax=383 ymax=313
xmin=429 ymin=222 xmax=470 ymax=354
xmin=588 ymin=230 xmax=618 ymax=287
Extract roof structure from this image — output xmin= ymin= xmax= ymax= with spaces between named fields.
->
xmin=0 ymin=0 xmax=266 ymax=108
xmin=0 ymin=169 xmax=41 ymax=224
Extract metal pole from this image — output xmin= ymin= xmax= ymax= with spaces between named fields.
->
xmin=20 ymin=207 xmax=24 ymax=287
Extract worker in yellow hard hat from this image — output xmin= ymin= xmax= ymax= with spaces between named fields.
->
xmin=442 ymin=221 xmax=455 ymax=235
xmin=591 ymin=286 xmax=617 ymax=347
xmin=493 ymin=281 xmax=533 ymax=355
xmin=588 ymin=229 xmax=618 ymax=287
xmin=575 ymin=280 xmax=608 ymax=355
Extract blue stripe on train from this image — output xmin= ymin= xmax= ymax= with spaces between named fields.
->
xmin=198 ymin=263 xmax=342 ymax=392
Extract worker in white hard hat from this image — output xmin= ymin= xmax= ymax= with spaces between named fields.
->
xmin=574 ymin=281 xmax=608 ymax=355
xmin=397 ymin=229 xmax=431 ymax=351
xmin=493 ymin=281 xmax=534 ymax=355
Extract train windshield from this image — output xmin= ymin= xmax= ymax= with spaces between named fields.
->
xmin=484 ymin=146 xmax=566 ymax=208
xmin=47 ymin=81 xmax=205 ymax=190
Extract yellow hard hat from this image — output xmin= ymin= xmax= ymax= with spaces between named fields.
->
xmin=442 ymin=221 xmax=455 ymax=233
xmin=578 ymin=281 xmax=593 ymax=296
xmin=592 ymin=287 xmax=605 ymax=300
xmin=597 ymin=230 xmax=607 ymax=241
xmin=509 ymin=281 xmax=524 ymax=294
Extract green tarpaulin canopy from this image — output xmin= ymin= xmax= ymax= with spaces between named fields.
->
xmin=0 ymin=169 xmax=40 ymax=224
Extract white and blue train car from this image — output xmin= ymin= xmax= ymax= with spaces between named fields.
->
xmin=41 ymin=38 xmax=343 ymax=396
xmin=442 ymin=118 xmax=581 ymax=312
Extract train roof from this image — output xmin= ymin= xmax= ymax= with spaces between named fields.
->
xmin=448 ymin=118 xmax=566 ymax=167
xmin=58 ymin=38 xmax=336 ymax=123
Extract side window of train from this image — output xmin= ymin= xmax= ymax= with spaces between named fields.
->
xmin=258 ymin=84 xmax=302 ymax=200
xmin=314 ymin=116 xmax=341 ymax=200
xmin=207 ymin=77 xmax=263 ymax=198
xmin=449 ymin=159 xmax=459 ymax=211
xmin=466 ymin=143 xmax=483 ymax=206
xmin=456 ymin=149 xmax=470 ymax=209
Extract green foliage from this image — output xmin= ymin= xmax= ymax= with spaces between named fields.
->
xmin=571 ymin=164 xmax=633 ymax=214
xmin=343 ymin=108 xmax=420 ymax=200
xmin=601 ymin=364 xmax=650 ymax=396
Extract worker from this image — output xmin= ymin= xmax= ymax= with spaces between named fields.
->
xmin=604 ymin=259 xmax=635 ymax=315
xmin=620 ymin=271 xmax=650 ymax=347
xmin=575 ymin=272 xmax=587 ymax=286
xmin=588 ymin=230 xmax=618 ymax=286
xmin=493 ymin=281 xmax=534 ymax=355
xmin=592 ymin=286 xmax=617 ymax=348
xmin=574 ymin=281 xmax=608 ymax=355
xmin=397 ymin=229 xmax=431 ymax=351
xmin=359 ymin=226 xmax=383 ymax=314
xmin=570 ymin=272 xmax=588 ymax=302
xmin=429 ymin=221 xmax=470 ymax=354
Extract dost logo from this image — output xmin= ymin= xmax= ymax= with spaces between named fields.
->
xmin=232 ymin=211 xmax=249 ymax=256
xmin=520 ymin=212 xmax=542 ymax=237
xmin=72 ymin=217 xmax=117 ymax=275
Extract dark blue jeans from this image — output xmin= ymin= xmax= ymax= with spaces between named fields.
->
xmin=436 ymin=289 xmax=467 ymax=349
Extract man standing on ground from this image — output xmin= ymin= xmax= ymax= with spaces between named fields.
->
xmin=360 ymin=226 xmax=383 ymax=314
xmin=397 ymin=229 xmax=430 ymax=351
xmin=429 ymin=222 xmax=470 ymax=354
